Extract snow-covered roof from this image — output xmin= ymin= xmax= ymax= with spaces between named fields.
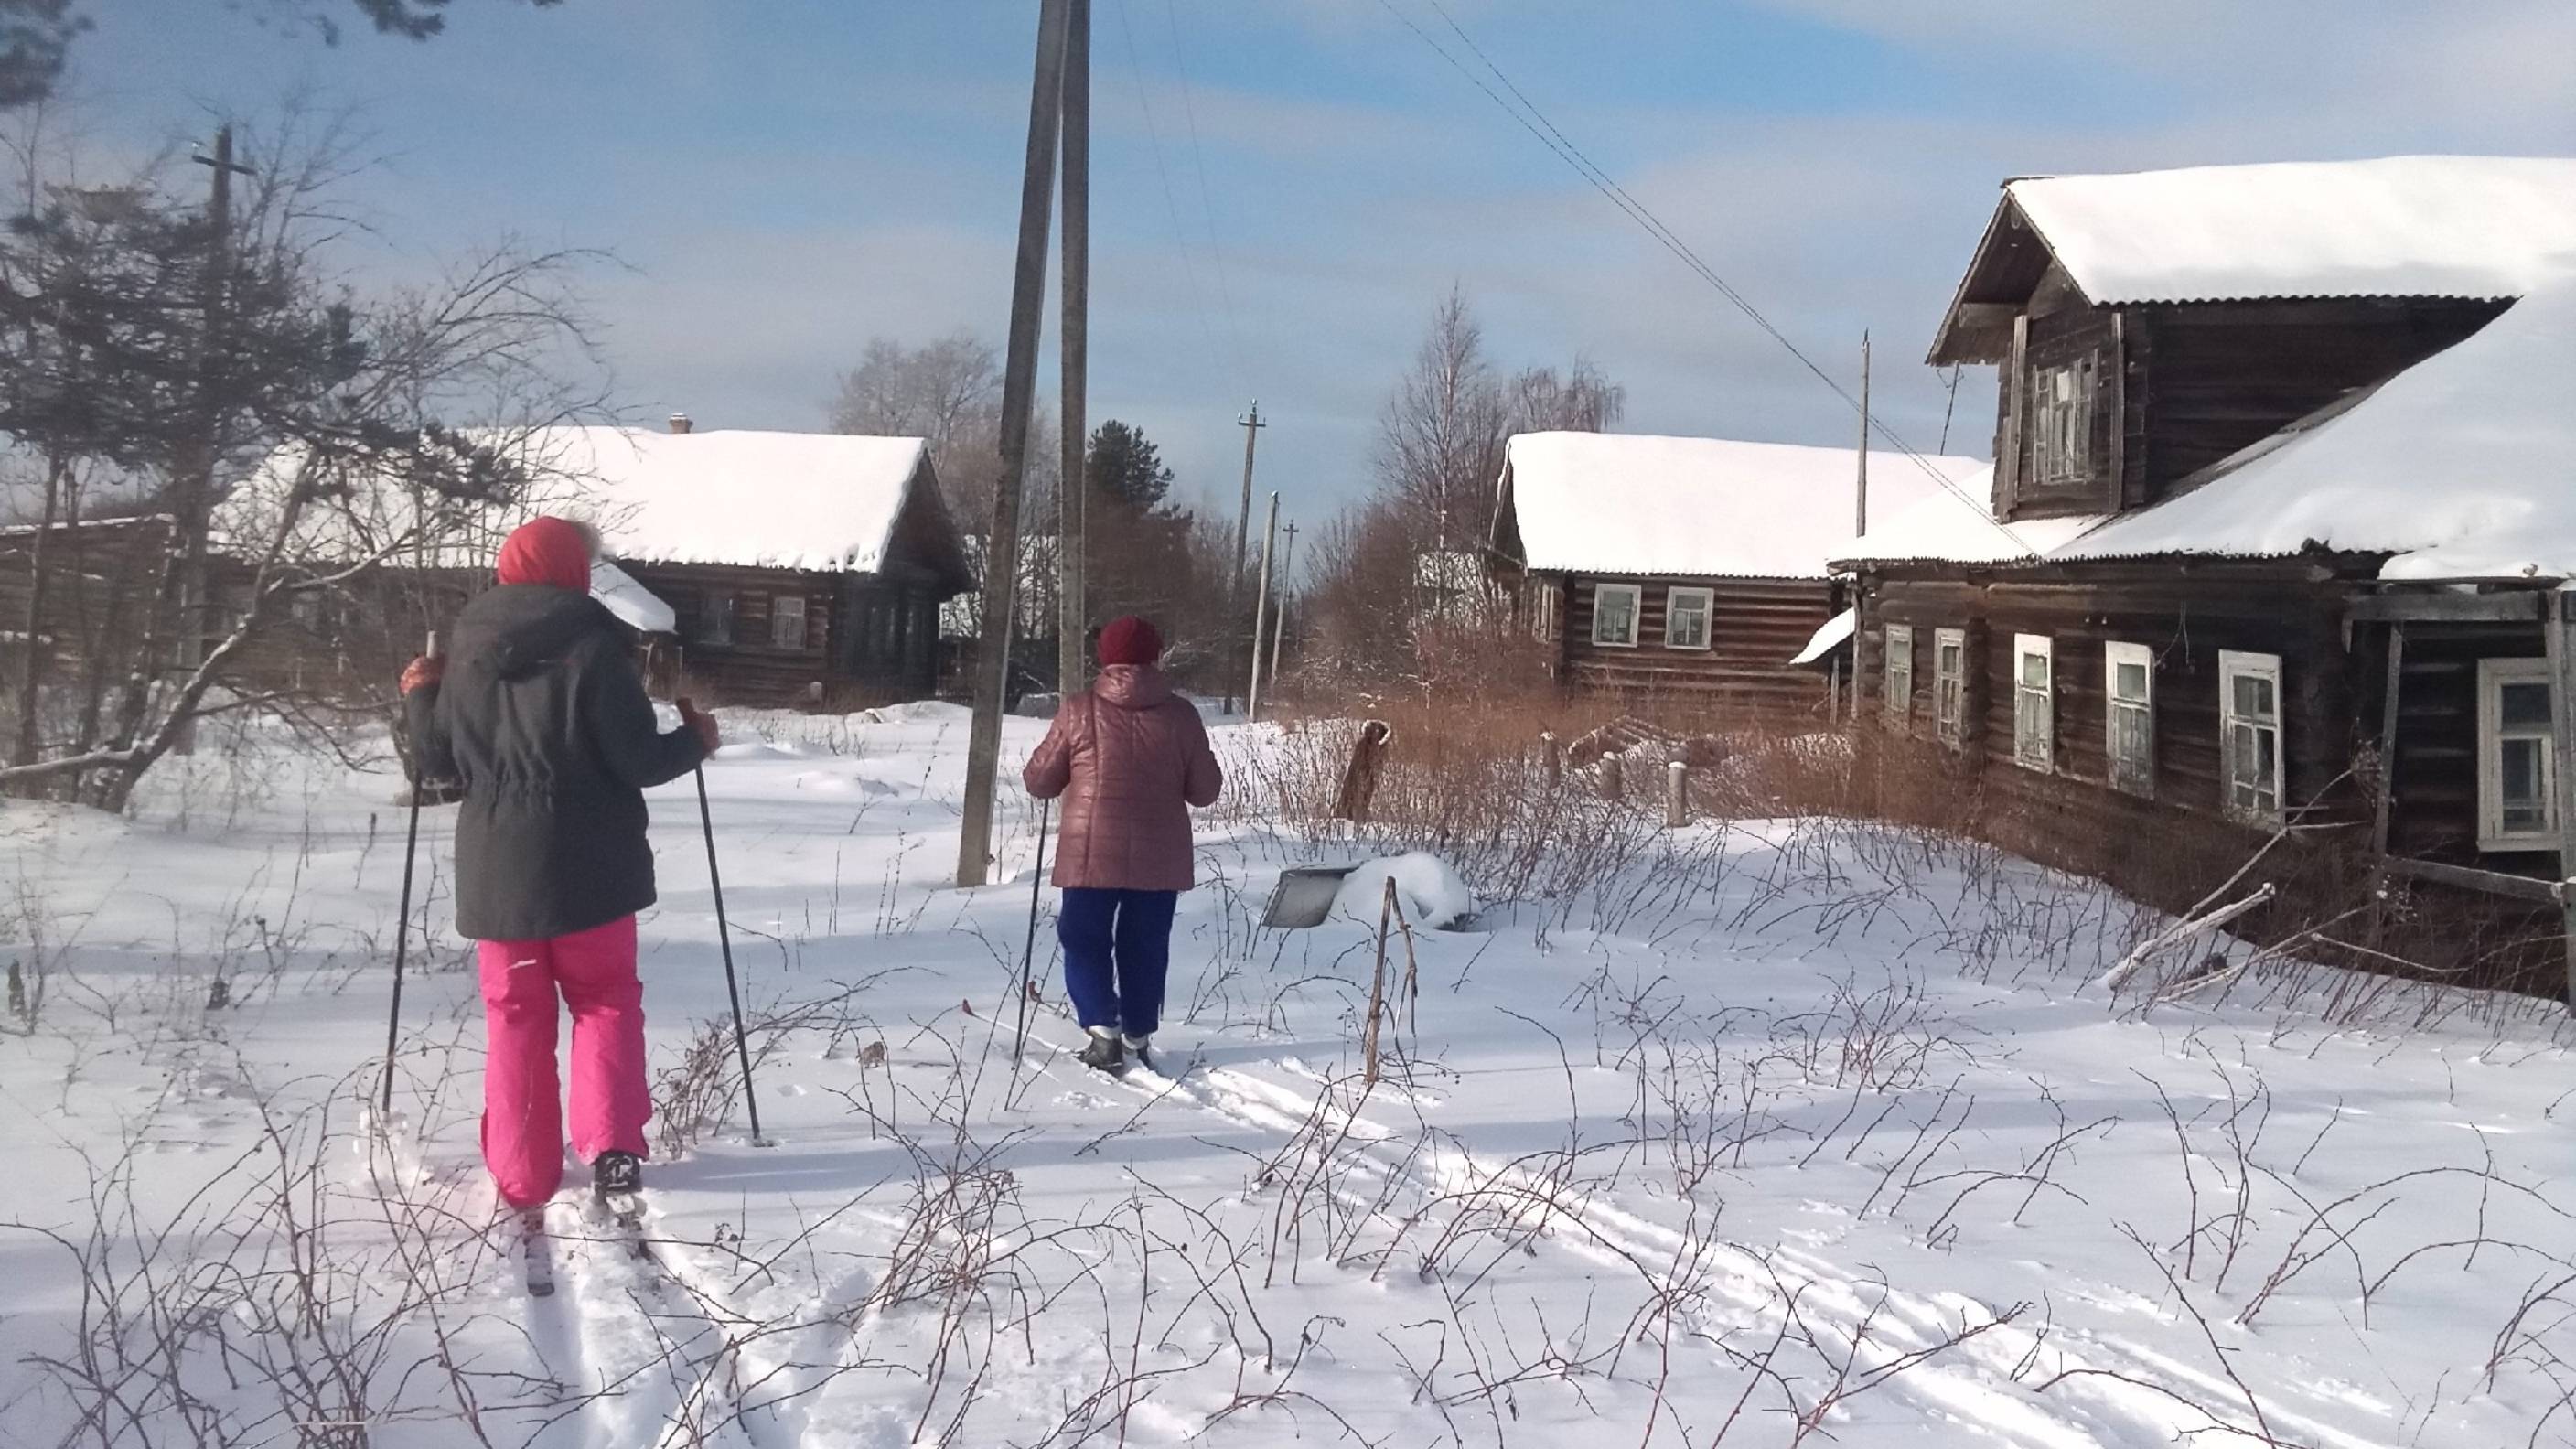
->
xmin=2012 ymin=156 xmax=2576 ymax=306
xmin=591 ymin=556 xmax=675 ymax=633
xmin=1499 ymin=432 xmax=1987 ymax=580
xmin=1789 ymin=607 xmax=1855 ymax=666
xmin=521 ymin=427 xmax=937 ymax=573
xmin=2050 ymin=287 xmax=2576 ymax=581
xmin=1835 ymin=469 xmax=2108 ymax=566
xmin=224 ymin=426 xmax=963 ymax=583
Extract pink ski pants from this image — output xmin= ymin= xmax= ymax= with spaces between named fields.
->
xmin=477 ymin=914 xmax=652 ymax=1208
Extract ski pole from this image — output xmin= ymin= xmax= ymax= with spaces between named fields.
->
xmin=380 ymin=629 xmax=435 ymax=1121
xmin=692 ymin=746 xmax=770 ymax=1147
xmin=1014 ymin=797 xmax=1051 ymax=1062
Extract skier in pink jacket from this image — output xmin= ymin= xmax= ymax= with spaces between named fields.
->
xmin=1022 ymin=616 xmax=1224 ymax=1072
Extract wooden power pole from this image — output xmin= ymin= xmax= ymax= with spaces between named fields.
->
xmin=1223 ymin=401 xmax=1264 ymax=714
xmin=1245 ymin=492 xmax=1279 ymax=721
xmin=1267 ymin=520 xmax=1298 ymax=697
xmin=956 ymin=0 xmax=1070 ymax=890
xmin=1056 ymin=0 xmax=1090 ymax=699
xmin=1854 ymin=330 xmax=1871 ymax=537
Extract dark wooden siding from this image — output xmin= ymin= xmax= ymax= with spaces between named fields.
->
xmin=1551 ymin=574 xmax=1834 ymax=718
xmin=1855 ymin=561 xmax=2567 ymax=994
xmin=632 ymin=561 xmax=939 ymax=707
xmin=1991 ymin=296 xmax=2508 ymax=526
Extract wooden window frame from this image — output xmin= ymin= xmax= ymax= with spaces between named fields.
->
xmin=700 ymin=594 xmax=736 ymax=647
xmin=770 ymin=594 xmax=809 ymax=651
xmin=1884 ymin=624 xmax=1914 ymax=723
xmin=1663 ymin=586 xmax=1714 ymax=650
xmin=2219 ymin=649 xmax=2285 ymax=828
xmin=2028 ymin=356 xmax=2095 ymax=491
xmin=2476 ymin=658 xmax=2558 ymax=851
xmin=1591 ymin=583 xmax=1641 ymax=648
xmin=2012 ymin=633 xmax=2053 ymax=774
xmin=1933 ymin=628 xmax=1967 ymax=747
xmin=2104 ymin=640 xmax=2155 ymax=799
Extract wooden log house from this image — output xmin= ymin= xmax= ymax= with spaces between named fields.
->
xmin=1841 ymin=156 xmax=2576 ymax=1000
xmin=1488 ymin=431 xmax=1981 ymax=718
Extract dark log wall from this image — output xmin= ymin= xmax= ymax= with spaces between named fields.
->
xmin=631 ymin=561 xmax=939 ymax=707
xmin=1860 ymin=559 xmax=2371 ymax=873
xmin=2385 ymin=619 xmax=2549 ymax=867
xmin=1991 ymin=295 xmax=2509 ymax=525
xmin=1554 ymin=574 xmax=1834 ymax=718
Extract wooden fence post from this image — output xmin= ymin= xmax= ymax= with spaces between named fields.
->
xmin=1363 ymin=876 xmax=1394 ymax=1086
xmin=1599 ymin=752 xmax=1623 ymax=802
xmin=1335 ymin=719 xmax=1391 ymax=823
xmin=1540 ymin=730 xmax=1561 ymax=789
xmin=1666 ymin=759 xmax=1688 ymax=828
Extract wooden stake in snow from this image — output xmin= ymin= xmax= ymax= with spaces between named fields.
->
xmin=1600 ymin=752 xmax=1623 ymax=802
xmin=1540 ymin=730 xmax=1561 ymax=788
xmin=1364 ymin=876 xmax=1394 ymax=1087
xmin=1666 ymin=759 xmax=1689 ymax=828
xmin=1336 ymin=719 xmax=1390 ymax=822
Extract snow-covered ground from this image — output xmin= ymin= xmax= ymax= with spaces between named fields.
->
xmin=1 ymin=705 xmax=2571 ymax=1448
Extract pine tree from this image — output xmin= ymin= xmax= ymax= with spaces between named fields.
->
xmin=1086 ymin=420 xmax=1175 ymax=517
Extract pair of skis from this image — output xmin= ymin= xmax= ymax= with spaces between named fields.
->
xmin=517 ymin=1185 xmax=651 ymax=1298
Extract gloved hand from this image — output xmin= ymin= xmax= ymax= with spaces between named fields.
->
xmin=677 ymin=696 xmax=719 ymax=754
xmin=400 ymin=654 xmax=444 ymax=695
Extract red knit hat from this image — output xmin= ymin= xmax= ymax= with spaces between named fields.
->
xmin=495 ymin=516 xmax=594 ymax=592
xmin=1097 ymin=616 xmax=1163 ymax=667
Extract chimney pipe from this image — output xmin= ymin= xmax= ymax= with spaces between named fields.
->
xmin=668 ymin=413 xmax=693 ymax=435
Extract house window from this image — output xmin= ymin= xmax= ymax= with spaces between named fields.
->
xmin=700 ymin=594 xmax=736 ymax=647
xmin=771 ymin=595 xmax=809 ymax=650
xmin=2012 ymin=633 xmax=2053 ymax=773
xmin=1665 ymin=588 xmax=1713 ymax=650
xmin=1532 ymin=585 xmax=1559 ymax=642
xmin=2104 ymin=642 xmax=2155 ymax=798
xmin=2219 ymin=650 xmax=2284 ymax=826
xmin=2028 ymin=357 xmax=2094 ymax=489
xmin=2478 ymin=659 xmax=2557 ymax=850
xmin=1934 ymin=628 xmax=1967 ymax=746
xmin=1592 ymin=584 xmax=1641 ymax=647
xmin=1884 ymin=624 xmax=1914 ymax=722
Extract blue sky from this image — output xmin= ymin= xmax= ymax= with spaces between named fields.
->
xmin=78 ymin=1 xmax=2576 ymax=529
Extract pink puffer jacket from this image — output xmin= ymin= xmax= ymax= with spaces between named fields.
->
xmin=1022 ymin=664 xmax=1223 ymax=891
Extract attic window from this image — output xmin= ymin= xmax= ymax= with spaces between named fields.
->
xmin=2028 ymin=357 xmax=2094 ymax=489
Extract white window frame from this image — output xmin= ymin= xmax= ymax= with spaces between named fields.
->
xmin=1933 ymin=628 xmax=1967 ymax=747
xmin=2476 ymin=658 xmax=2558 ymax=851
xmin=2012 ymin=633 xmax=2054 ymax=774
xmin=1591 ymin=583 xmax=1641 ymax=648
xmin=2218 ymin=650 xmax=2285 ymax=828
xmin=1663 ymin=587 xmax=1714 ymax=650
xmin=1884 ymin=624 xmax=1915 ymax=723
xmin=2028 ymin=356 xmax=2094 ymax=489
xmin=770 ymin=594 xmax=809 ymax=650
xmin=2104 ymin=641 xmax=2155 ymax=798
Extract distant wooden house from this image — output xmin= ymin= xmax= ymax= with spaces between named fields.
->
xmin=1841 ymin=155 xmax=2576 ymax=999
xmin=1489 ymin=431 xmax=1981 ymax=716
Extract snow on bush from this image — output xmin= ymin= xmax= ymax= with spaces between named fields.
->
xmin=1331 ymin=850 xmax=1477 ymax=928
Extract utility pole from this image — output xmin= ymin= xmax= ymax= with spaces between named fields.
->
xmin=176 ymin=125 xmax=257 ymax=754
xmin=1223 ymin=401 xmax=1264 ymax=714
xmin=1056 ymin=0 xmax=1090 ymax=699
xmin=1854 ymin=329 xmax=1872 ymax=538
xmin=1266 ymin=520 xmax=1298 ymax=705
xmin=956 ymin=0 xmax=1070 ymax=890
xmin=1245 ymin=492 xmax=1280 ymax=722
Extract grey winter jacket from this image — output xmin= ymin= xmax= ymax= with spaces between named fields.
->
xmin=1022 ymin=664 xmax=1223 ymax=892
xmin=406 ymin=584 xmax=706 ymax=941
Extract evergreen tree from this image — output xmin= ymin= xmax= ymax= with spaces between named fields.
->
xmin=1086 ymin=420 xmax=1175 ymax=516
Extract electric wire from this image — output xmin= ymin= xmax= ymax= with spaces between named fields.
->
xmin=1395 ymin=0 xmax=2033 ymax=554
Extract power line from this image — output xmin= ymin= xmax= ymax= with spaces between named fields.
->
xmin=1393 ymin=0 xmax=2030 ymax=553
xmin=1113 ymin=0 xmax=1239 ymax=399
xmin=1161 ymin=0 xmax=1254 ymax=392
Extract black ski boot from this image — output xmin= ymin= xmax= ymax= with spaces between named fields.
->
xmin=593 ymin=1151 xmax=643 ymax=1214
xmin=1077 ymin=1031 xmax=1126 ymax=1075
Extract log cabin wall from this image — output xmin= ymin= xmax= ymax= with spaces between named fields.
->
xmin=1992 ymin=295 xmax=2509 ymax=524
xmin=1551 ymin=574 xmax=1833 ymax=719
xmin=636 ymin=561 xmax=879 ymax=707
xmin=1855 ymin=560 xmax=2567 ymax=994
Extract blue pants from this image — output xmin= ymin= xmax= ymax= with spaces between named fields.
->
xmin=1058 ymin=887 xmax=1178 ymax=1040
